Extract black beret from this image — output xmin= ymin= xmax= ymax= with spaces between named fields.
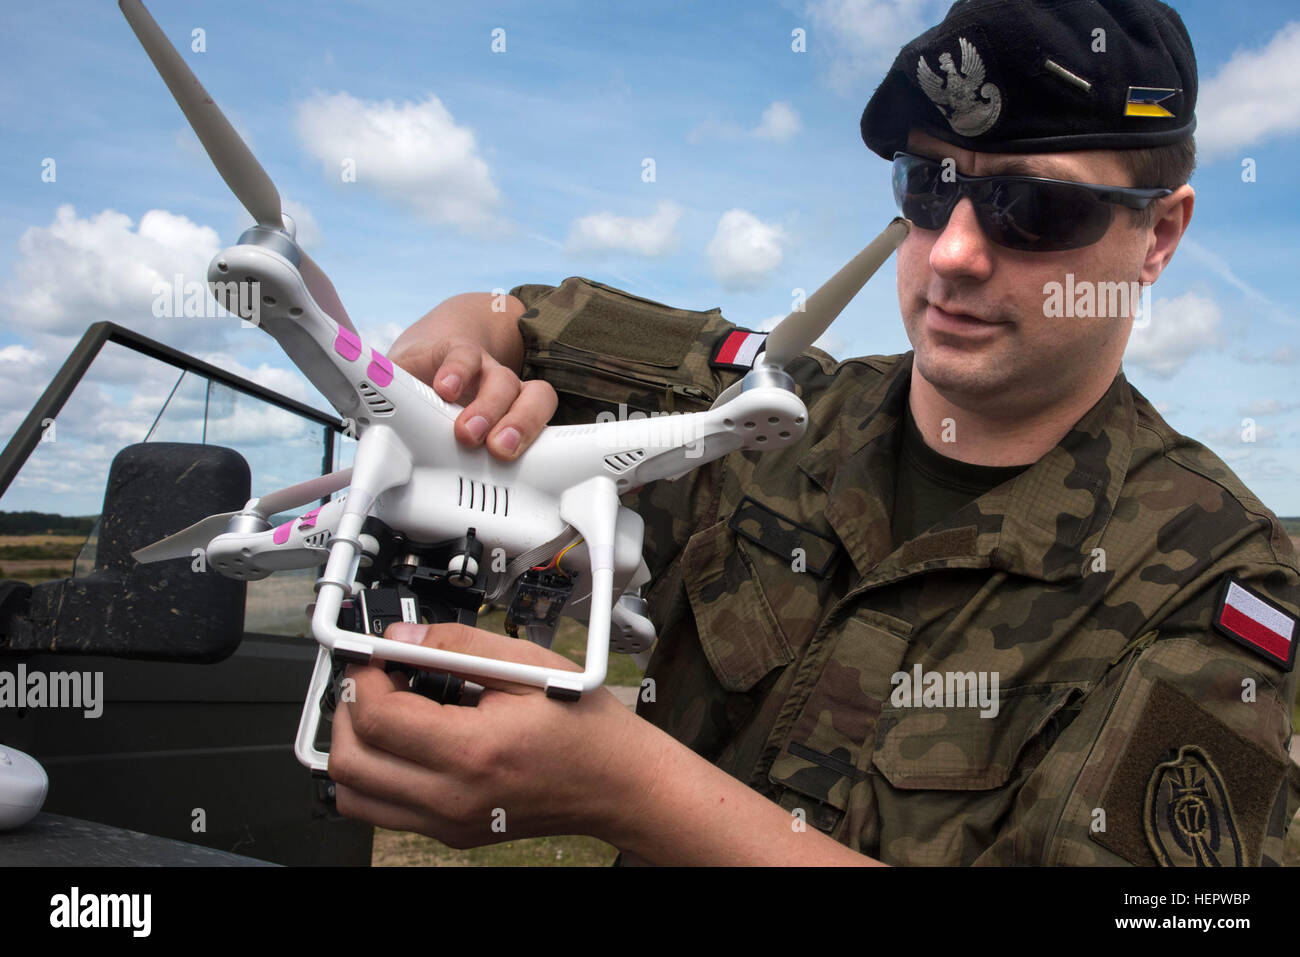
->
xmin=860 ymin=0 xmax=1197 ymax=159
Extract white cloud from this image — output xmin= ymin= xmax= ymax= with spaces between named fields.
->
xmin=192 ymin=352 xmax=314 ymax=406
xmin=689 ymin=102 xmax=803 ymax=144
xmin=1123 ymin=292 xmax=1222 ymax=377
xmin=280 ymin=198 xmax=322 ymax=248
xmin=1239 ymin=398 xmax=1300 ymax=416
xmin=1236 ymin=343 xmax=1299 ymax=365
xmin=1197 ymin=22 xmax=1300 ymax=159
xmin=295 ymin=92 xmax=501 ymax=232
xmin=707 ymin=210 xmax=785 ymax=290
xmin=1202 ymin=423 xmax=1276 ymax=446
xmin=1177 ymin=241 xmax=1299 ymax=331
xmin=366 ymin=321 xmax=407 ymax=355
xmin=805 ymin=0 xmax=946 ymax=92
xmin=1217 ymin=447 xmax=1253 ymax=462
xmin=0 ymin=344 xmax=45 ymax=365
xmin=0 ymin=205 xmax=236 ymax=354
xmin=0 ymin=205 xmax=343 ymax=515
xmin=5 ymin=347 xmax=333 ymax=516
xmin=753 ymin=102 xmax=801 ymax=142
xmin=566 ymin=201 xmax=682 ymax=257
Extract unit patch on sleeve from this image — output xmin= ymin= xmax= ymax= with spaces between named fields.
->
xmin=711 ymin=330 xmax=768 ymax=370
xmin=1211 ymin=575 xmax=1297 ymax=671
xmin=1144 ymin=744 xmax=1243 ymax=867
xmin=1089 ymin=680 xmax=1286 ymax=867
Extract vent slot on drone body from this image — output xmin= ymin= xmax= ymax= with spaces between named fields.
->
xmin=603 ymin=449 xmax=647 ymax=474
xmin=458 ymin=477 xmax=509 ymax=515
xmin=357 ymin=381 xmax=395 ymax=415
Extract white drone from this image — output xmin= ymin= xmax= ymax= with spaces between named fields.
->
xmin=120 ymin=0 xmax=909 ymax=773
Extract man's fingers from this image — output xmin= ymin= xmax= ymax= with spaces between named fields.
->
xmin=330 ymin=693 xmax=455 ymax=824
xmin=430 ymin=341 xmax=487 ymax=403
xmin=388 ymin=337 xmax=449 ymax=387
xmin=455 ymin=361 xmax=522 ymax=448
xmin=487 ymin=378 xmax=558 ymax=459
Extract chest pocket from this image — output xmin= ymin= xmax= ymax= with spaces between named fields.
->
xmin=766 ymin=611 xmax=912 ymax=835
xmin=867 ymin=682 xmax=1087 ymax=863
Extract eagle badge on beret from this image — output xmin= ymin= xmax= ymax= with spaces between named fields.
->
xmin=916 ymin=37 xmax=1002 ymax=137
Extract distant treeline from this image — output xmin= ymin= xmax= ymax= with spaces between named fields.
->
xmin=0 ymin=511 xmax=98 ymax=536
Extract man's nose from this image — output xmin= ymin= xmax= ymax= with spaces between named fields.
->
xmin=928 ymin=197 xmax=995 ymax=281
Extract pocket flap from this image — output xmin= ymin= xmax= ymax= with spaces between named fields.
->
xmin=874 ymin=683 xmax=1084 ymax=791
xmin=682 ymin=519 xmax=792 ymax=692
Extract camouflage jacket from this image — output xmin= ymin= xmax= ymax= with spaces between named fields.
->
xmin=512 ymin=276 xmax=1300 ymax=866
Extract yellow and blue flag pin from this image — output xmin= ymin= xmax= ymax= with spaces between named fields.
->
xmin=1125 ymin=86 xmax=1179 ymax=118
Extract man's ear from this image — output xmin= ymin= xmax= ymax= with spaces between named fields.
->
xmin=1140 ymin=185 xmax=1194 ymax=285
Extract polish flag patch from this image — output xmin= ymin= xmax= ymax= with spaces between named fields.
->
xmin=1212 ymin=576 xmax=1296 ymax=671
xmin=711 ymin=329 xmax=768 ymax=370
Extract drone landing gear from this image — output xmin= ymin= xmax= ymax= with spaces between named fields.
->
xmin=331 ymin=520 xmax=489 ymax=708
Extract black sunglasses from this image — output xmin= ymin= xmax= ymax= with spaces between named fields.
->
xmin=891 ymin=152 xmax=1172 ymax=252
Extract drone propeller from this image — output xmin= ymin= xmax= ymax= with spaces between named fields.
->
xmin=712 ymin=216 xmax=911 ymax=409
xmin=132 ymin=467 xmax=354 ymax=564
xmin=118 ymin=0 xmax=357 ymax=335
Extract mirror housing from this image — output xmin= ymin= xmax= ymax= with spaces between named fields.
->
xmin=1 ymin=443 xmax=250 ymax=661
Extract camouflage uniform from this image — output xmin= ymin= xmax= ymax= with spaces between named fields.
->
xmin=512 ymin=276 xmax=1300 ymax=866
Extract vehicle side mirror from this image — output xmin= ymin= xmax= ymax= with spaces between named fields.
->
xmin=0 ymin=443 xmax=250 ymax=661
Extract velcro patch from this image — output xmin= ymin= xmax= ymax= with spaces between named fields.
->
xmin=711 ymin=329 xmax=768 ymax=370
xmin=728 ymin=496 xmax=839 ymax=577
xmin=1090 ymin=680 xmax=1285 ymax=866
xmin=1212 ymin=575 xmax=1296 ymax=671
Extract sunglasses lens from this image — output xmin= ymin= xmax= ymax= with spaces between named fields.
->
xmin=892 ymin=155 xmax=955 ymax=230
xmin=976 ymin=179 xmax=1114 ymax=252
xmin=891 ymin=154 xmax=1116 ymax=252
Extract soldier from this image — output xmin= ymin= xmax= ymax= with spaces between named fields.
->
xmin=328 ymin=0 xmax=1299 ymax=865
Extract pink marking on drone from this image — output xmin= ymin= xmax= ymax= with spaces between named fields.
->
xmin=333 ymin=327 xmax=362 ymax=362
xmin=367 ymin=349 xmax=394 ymax=387
xmin=272 ymin=521 xmax=293 ymax=545
xmin=298 ymin=506 xmax=323 ymax=530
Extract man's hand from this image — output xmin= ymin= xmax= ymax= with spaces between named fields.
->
xmin=328 ymin=622 xmax=668 ymax=849
xmin=388 ymin=292 xmax=557 ymax=460
xmin=328 ymin=623 xmax=882 ymax=865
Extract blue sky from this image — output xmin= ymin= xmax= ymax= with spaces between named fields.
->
xmin=1 ymin=0 xmax=1298 ymax=517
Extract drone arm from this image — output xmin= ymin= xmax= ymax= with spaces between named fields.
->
xmin=209 ymin=246 xmax=364 ymax=421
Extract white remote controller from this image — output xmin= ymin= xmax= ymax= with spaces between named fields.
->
xmin=0 ymin=745 xmax=48 ymax=830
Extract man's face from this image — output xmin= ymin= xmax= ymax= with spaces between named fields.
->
xmin=896 ymin=129 xmax=1154 ymax=418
